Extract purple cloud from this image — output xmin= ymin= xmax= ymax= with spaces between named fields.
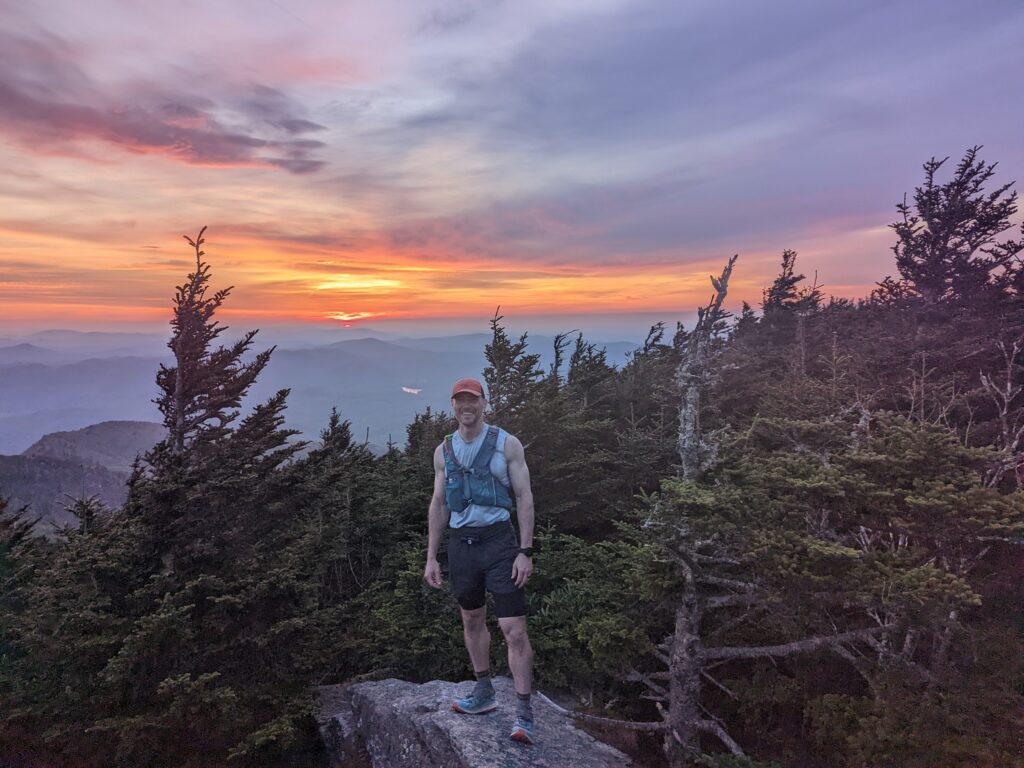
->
xmin=0 ymin=31 xmax=327 ymax=173
xmin=359 ymin=0 xmax=1024 ymax=276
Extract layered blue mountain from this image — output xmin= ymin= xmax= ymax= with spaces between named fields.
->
xmin=0 ymin=331 xmax=639 ymax=455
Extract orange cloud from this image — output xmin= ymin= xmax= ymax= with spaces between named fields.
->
xmin=0 ymin=217 xmax=891 ymax=330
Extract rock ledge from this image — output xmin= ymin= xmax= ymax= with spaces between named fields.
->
xmin=315 ymin=676 xmax=632 ymax=767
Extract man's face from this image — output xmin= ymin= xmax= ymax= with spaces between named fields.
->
xmin=452 ymin=392 xmax=485 ymax=426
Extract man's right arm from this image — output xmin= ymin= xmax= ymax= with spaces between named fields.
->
xmin=424 ymin=444 xmax=448 ymax=588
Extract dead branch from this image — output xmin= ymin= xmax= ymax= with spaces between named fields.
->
xmin=980 ymin=335 xmax=1024 ymax=487
xmin=534 ymin=691 xmax=666 ymax=731
xmin=696 ymin=574 xmax=757 ymax=592
xmin=700 ymin=670 xmax=738 ymax=700
xmin=704 ymin=593 xmax=761 ymax=610
xmin=626 ymin=668 xmax=669 ymax=699
xmin=695 ymin=718 xmax=746 ymax=756
xmin=702 ymin=626 xmax=887 ymax=661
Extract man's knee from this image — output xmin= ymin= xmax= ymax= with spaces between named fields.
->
xmin=460 ymin=606 xmax=487 ymax=633
xmin=499 ymin=617 xmax=530 ymax=650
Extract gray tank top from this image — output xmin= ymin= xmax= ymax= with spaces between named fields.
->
xmin=446 ymin=423 xmax=512 ymax=528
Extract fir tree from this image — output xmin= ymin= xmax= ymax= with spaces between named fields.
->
xmin=0 ymin=497 xmax=36 ymax=741
xmin=482 ymin=307 xmax=545 ymax=438
xmin=156 ymin=227 xmax=275 ymax=456
xmin=1 ymin=229 xmax=321 ymax=767
xmin=891 ymin=146 xmax=1024 ymax=306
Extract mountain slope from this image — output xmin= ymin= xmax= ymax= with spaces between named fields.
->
xmin=0 ymin=343 xmax=67 ymax=366
xmin=22 ymin=420 xmax=166 ymax=473
xmin=0 ymin=454 xmax=129 ymax=533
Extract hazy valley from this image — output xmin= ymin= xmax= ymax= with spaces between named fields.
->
xmin=0 ymin=328 xmax=639 ymax=528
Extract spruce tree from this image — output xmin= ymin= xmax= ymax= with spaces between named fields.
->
xmin=891 ymin=146 xmax=1024 ymax=306
xmin=156 ymin=227 xmax=275 ymax=455
xmin=0 ymin=497 xmax=36 ymax=742
xmin=1 ymin=228 xmax=326 ymax=767
xmin=99 ymin=229 xmax=312 ymax=764
xmin=482 ymin=307 xmax=545 ymax=438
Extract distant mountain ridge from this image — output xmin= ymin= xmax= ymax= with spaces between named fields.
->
xmin=0 ymin=356 xmax=165 ymax=453
xmin=0 ymin=420 xmax=164 ymax=533
xmin=0 ymin=343 xmax=69 ymax=366
xmin=23 ymin=420 xmax=166 ymax=473
xmin=0 ymin=330 xmax=641 ymax=531
xmin=0 ymin=331 xmax=641 ymax=455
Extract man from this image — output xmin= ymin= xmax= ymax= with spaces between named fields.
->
xmin=423 ymin=377 xmax=537 ymax=745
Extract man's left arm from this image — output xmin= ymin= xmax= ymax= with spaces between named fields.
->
xmin=505 ymin=435 xmax=534 ymax=587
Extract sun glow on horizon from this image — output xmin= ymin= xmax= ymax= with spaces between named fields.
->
xmin=326 ymin=311 xmax=380 ymax=321
xmin=314 ymin=275 xmax=402 ymax=291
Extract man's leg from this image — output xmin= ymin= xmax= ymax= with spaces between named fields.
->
xmin=499 ymin=615 xmax=535 ymax=743
xmin=497 ymin=616 xmax=533 ymax=695
xmin=452 ymin=604 xmax=497 ymax=714
xmin=460 ymin=605 xmax=490 ymax=672
xmin=485 ymin=527 xmax=535 ymax=741
xmin=452 ymin=606 xmax=495 ymax=716
xmin=450 ymin=536 xmax=496 ymax=714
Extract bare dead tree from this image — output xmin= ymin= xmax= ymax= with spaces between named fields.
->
xmin=677 ymin=255 xmax=737 ymax=481
xmin=649 ymin=523 xmax=889 ymax=766
xmin=550 ymin=256 xmax=890 ymax=766
xmin=980 ymin=334 xmax=1024 ymax=488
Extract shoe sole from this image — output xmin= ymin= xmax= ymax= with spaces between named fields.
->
xmin=510 ymin=728 xmax=533 ymax=745
xmin=451 ymin=702 xmax=498 ymax=715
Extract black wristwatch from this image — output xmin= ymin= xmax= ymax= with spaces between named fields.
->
xmin=518 ymin=547 xmax=533 ymax=558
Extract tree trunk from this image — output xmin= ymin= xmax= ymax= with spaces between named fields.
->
xmin=665 ymin=578 xmax=702 ymax=766
xmin=676 ymin=255 xmax=737 ymax=481
xmin=668 ymin=255 xmax=735 ymax=763
xmin=677 ymin=357 xmax=704 ymax=481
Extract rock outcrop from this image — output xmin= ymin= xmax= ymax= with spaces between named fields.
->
xmin=315 ymin=676 xmax=632 ymax=768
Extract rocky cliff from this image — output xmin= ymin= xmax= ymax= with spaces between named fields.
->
xmin=316 ymin=676 xmax=632 ymax=768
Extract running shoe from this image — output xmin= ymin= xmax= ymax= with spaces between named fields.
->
xmin=451 ymin=689 xmax=497 ymax=715
xmin=509 ymin=716 xmax=534 ymax=744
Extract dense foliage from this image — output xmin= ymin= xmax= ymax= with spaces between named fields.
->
xmin=2 ymin=151 xmax=1023 ymax=766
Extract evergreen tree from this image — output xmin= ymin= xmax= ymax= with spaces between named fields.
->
xmin=761 ymin=249 xmax=817 ymax=315
xmin=157 ymin=227 xmax=275 ymax=456
xmin=542 ymin=334 xmax=622 ymax=533
xmin=482 ymin=307 xmax=545 ymax=439
xmin=405 ymin=407 xmax=453 ymax=474
xmin=94 ymin=230 xmax=312 ymax=765
xmin=1 ymin=229 xmax=327 ymax=767
xmin=545 ymin=247 xmax=1024 ymax=767
xmin=607 ymin=324 xmax=681 ymax=521
xmin=891 ymin=146 xmax=1024 ymax=306
xmin=0 ymin=497 xmax=38 ymax=752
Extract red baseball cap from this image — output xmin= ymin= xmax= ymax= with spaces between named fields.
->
xmin=451 ymin=378 xmax=485 ymax=398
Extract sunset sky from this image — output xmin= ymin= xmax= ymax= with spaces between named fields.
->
xmin=1 ymin=0 xmax=1022 ymax=337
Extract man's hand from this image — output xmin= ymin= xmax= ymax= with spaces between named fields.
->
xmin=424 ymin=558 xmax=443 ymax=589
xmin=511 ymin=553 xmax=533 ymax=588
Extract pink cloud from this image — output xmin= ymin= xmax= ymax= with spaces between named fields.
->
xmin=0 ymin=31 xmax=328 ymax=173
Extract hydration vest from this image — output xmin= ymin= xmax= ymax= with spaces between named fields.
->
xmin=442 ymin=426 xmax=514 ymax=513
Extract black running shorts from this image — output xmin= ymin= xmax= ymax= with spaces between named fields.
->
xmin=447 ymin=520 xmax=527 ymax=618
